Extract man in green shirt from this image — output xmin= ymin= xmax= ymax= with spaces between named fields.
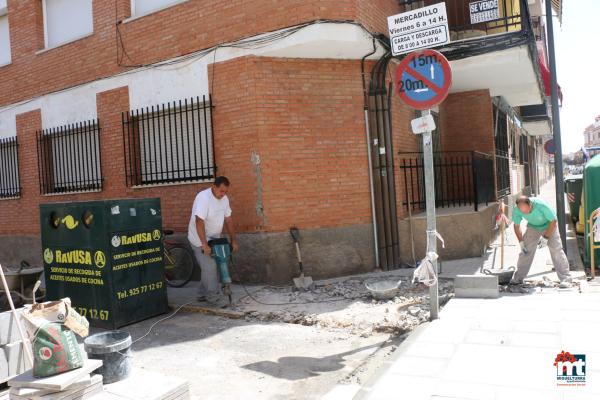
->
xmin=511 ymin=196 xmax=572 ymax=286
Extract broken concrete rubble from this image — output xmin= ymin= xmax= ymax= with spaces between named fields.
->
xmin=236 ymin=275 xmax=454 ymax=336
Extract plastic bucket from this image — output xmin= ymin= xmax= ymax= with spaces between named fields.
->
xmin=84 ymin=331 xmax=132 ymax=383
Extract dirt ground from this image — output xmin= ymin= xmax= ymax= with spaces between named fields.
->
xmin=120 ymin=270 xmax=454 ymax=399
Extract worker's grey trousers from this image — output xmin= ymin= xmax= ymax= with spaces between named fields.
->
xmin=190 ymin=245 xmax=222 ymax=297
xmin=513 ymin=228 xmax=572 ymax=283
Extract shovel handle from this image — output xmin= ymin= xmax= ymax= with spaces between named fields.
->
xmin=294 ymin=242 xmax=303 ymax=270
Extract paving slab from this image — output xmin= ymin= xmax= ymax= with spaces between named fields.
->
xmin=353 ymin=179 xmax=598 ymax=399
xmin=9 ymin=359 xmax=102 ymax=390
xmin=355 ymin=290 xmax=600 ymax=400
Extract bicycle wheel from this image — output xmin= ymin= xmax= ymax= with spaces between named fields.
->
xmin=164 ymin=245 xmax=195 ymax=287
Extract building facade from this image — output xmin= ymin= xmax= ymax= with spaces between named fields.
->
xmin=584 ymin=116 xmax=600 ymax=149
xmin=0 ymin=0 xmax=558 ymax=283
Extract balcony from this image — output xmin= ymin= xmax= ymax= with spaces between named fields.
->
xmin=401 ymin=0 xmax=525 ymax=41
xmin=399 ymin=0 xmax=544 ymax=107
xmin=521 ymin=102 xmax=552 ymax=136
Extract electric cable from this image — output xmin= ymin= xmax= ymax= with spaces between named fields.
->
xmin=128 ymin=300 xmax=195 ymax=346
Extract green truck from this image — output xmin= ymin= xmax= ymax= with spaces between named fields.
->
xmin=582 ymin=156 xmax=600 ymax=270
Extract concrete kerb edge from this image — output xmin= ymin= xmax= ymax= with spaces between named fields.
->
xmin=352 ymin=321 xmax=432 ymax=399
xmin=168 ymin=302 xmax=248 ymax=320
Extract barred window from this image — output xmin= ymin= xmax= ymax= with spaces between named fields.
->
xmin=122 ymin=96 xmax=215 ymax=187
xmin=36 ymin=120 xmax=102 ymax=194
xmin=0 ymin=136 xmax=21 ymax=198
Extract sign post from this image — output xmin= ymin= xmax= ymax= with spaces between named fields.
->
xmin=395 ymin=49 xmax=452 ymax=320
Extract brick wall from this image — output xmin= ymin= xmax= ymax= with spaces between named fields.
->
xmin=2 ymin=86 xmax=220 ymax=236
xmin=1 ymin=0 xmax=401 ymax=108
xmin=439 ymin=89 xmax=495 ymax=155
xmin=0 ymin=55 xmax=419 ymax=239
xmin=211 ymin=56 xmax=417 ymax=232
xmin=251 ymin=57 xmax=371 ymax=231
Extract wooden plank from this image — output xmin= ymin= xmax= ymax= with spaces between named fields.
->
xmin=8 ymin=359 xmax=102 ymax=390
xmin=10 ymin=374 xmax=92 ymax=397
xmin=174 ymin=303 xmax=246 ymax=319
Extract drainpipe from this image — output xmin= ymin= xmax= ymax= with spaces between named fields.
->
xmin=361 ymin=39 xmax=380 ymax=270
xmin=545 ymin=0 xmax=567 ymax=252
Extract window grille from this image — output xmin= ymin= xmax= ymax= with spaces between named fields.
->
xmin=122 ymin=96 xmax=215 ymax=187
xmin=36 ymin=120 xmax=102 ymax=194
xmin=0 ymin=136 xmax=21 ymax=198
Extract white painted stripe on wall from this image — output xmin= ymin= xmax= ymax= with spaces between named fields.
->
xmin=0 ymin=22 xmax=384 ymax=139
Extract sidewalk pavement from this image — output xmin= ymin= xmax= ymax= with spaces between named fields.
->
xmin=351 ymin=180 xmax=600 ymax=399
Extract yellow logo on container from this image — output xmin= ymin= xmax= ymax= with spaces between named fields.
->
xmin=152 ymin=230 xmax=161 ymax=241
xmin=61 ymin=215 xmax=79 ymax=229
xmin=94 ymin=251 xmax=106 ymax=269
xmin=43 ymin=248 xmax=53 ymax=264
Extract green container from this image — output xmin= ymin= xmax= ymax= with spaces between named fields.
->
xmin=584 ymin=157 xmax=600 ymax=269
xmin=40 ymin=199 xmax=168 ymax=329
xmin=564 ymin=174 xmax=583 ymax=223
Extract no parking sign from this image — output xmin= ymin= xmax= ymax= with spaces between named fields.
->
xmin=395 ymin=49 xmax=452 ymax=110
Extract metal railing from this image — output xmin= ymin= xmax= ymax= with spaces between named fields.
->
xmin=496 ymin=149 xmax=511 ymax=198
xmin=36 ymin=120 xmax=102 ymax=195
xmin=399 ymin=151 xmax=495 ymax=212
xmin=401 ymin=0 xmax=524 ymax=37
xmin=122 ymin=95 xmax=215 ymax=187
xmin=0 ymin=137 xmax=21 ymax=198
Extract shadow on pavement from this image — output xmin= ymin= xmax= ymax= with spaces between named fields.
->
xmin=241 ymin=340 xmax=394 ymax=381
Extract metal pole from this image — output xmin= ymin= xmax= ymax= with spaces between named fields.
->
xmin=545 ymin=0 xmax=567 ymax=252
xmin=422 ymin=109 xmax=439 ymax=320
xmin=364 ymin=109 xmax=380 ymax=269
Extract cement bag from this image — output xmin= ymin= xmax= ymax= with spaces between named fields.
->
xmin=21 ymin=298 xmax=89 ymax=378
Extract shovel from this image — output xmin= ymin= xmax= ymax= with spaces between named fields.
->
xmin=290 ymin=227 xmax=314 ymax=290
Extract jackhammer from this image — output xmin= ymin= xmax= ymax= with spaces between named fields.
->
xmin=207 ymin=238 xmax=233 ymax=305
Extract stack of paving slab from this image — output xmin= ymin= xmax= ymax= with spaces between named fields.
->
xmin=0 ymin=309 xmax=32 ymax=384
xmin=93 ymin=369 xmax=190 ymax=400
xmin=8 ymin=359 xmax=103 ymax=400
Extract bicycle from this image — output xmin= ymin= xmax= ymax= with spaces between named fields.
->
xmin=163 ymin=230 xmax=196 ymax=288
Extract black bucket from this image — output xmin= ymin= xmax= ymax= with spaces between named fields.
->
xmin=84 ymin=331 xmax=132 ymax=383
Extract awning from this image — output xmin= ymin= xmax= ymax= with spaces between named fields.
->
xmin=537 ymin=43 xmax=563 ymax=105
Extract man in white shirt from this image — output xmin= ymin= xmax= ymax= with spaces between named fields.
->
xmin=188 ymin=176 xmax=238 ymax=301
